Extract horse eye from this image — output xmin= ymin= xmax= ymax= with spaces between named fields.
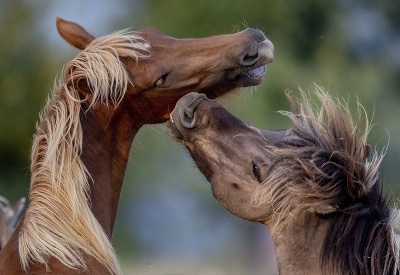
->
xmin=252 ymin=162 xmax=261 ymax=182
xmin=155 ymin=74 xmax=169 ymax=87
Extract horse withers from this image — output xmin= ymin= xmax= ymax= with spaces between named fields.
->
xmin=168 ymin=88 xmax=400 ymax=275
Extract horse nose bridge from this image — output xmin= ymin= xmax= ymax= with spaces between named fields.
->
xmin=241 ymin=28 xmax=267 ymax=43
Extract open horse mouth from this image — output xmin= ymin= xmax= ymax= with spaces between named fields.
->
xmin=243 ymin=65 xmax=267 ymax=79
xmin=239 ymin=65 xmax=267 ymax=84
xmin=231 ymin=38 xmax=273 ymax=86
xmin=197 ymin=40 xmax=273 ymax=100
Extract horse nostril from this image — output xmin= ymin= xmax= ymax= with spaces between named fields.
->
xmin=176 ymin=93 xmax=207 ymax=129
xmin=239 ymin=41 xmax=260 ymax=66
xmin=181 ymin=106 xmax=198 ymax=129
xmin=247 ymin=41 xmax=259 ymax=58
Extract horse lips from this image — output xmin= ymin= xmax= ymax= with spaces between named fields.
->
xmin=243 ymin=65 xmax=267 ymax=80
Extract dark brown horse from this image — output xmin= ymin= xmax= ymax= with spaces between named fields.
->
xmin=0 ymin=197 xmax=25 ymax=250
xmin=168 ymin=88 xmax=400 ymax=275
xmin=0 ymin=18 xmax=274 ymax=274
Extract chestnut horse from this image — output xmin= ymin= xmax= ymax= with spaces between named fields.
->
xmin=0 ymin=18 xmax=274 ymax=274
xmin=0 ymin=197 xmax=25 ymax=250
xmin=168 ymin=88 xmax=400 ymax=275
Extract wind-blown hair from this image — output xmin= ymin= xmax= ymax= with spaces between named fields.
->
xmin=252 ymin=86 xmax=399 ymax=275
xmin=18 ymin=30 xmax=150 ymax=274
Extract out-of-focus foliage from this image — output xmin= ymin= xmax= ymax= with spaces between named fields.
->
xmin=0 ymin=0 xmax=60 ymax=199
xmin=1 ymin=0 xmax=399 ymax=274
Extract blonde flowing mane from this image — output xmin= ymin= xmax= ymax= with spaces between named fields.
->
xmin=18 ymin=30 xmax=149 ymax=274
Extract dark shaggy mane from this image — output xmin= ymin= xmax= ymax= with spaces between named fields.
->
xmin=321 ymin=182 xmax=398 ymax=275
xmin=275 ymin=86 xmax=400 ymax=274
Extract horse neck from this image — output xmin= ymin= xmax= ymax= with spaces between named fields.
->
xmin=266 ymin=214 xmax=329 ymax=275
xmin=80 ymin=102 xmax=142 ymax=238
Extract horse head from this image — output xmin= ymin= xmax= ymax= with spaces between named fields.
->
xmin=168 ymin=88 xmax=399 ymax=275
xmin=56 ymin=17 xmax=274 ymax=124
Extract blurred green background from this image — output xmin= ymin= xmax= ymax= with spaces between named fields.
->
xmin=1 ymin=0 xmax=399 ymax=274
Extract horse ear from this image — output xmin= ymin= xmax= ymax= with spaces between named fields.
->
xmin=56 ymin=17 xmax=95 ymax=50
xmin=311 ymin=204 xmax=337 ymax=215
xmin=4 ymin=197 xmax=26 ymax=230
